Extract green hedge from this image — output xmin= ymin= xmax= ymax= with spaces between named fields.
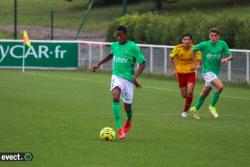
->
xmin=106 ymin=12 xmax=250 ymax=49
xmin=94 ymin=0 xmax=142 ymax=6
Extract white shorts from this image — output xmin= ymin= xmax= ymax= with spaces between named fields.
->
xmin=110 ymin=75 xmax=134 ymax=104
xmin=202 ymin=72 xmax=218 ymax=87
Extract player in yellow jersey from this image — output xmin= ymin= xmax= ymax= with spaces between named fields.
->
xmin=169 ymin=33 xmax=201 ymax=117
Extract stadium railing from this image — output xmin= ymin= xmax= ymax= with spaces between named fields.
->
xmin=78 ymin=41 xmax=250 ymax=84
xmin=0 ymin=40 xmax=249 ymax=84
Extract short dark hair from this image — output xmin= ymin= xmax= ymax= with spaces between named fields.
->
xmin=116 ymin=25 xmax=127 ymax=34
xmin=209 ymin=27 xmax=220 ymax=35
xmin=182 ymin=33 xmax=192 ymax=40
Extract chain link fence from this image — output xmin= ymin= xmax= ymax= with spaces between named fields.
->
xmin=0 ymin=1 xmax=105 ymax=40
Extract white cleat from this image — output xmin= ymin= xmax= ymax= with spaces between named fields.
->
xmin=181 ymin=112 xmax=188 ymax=118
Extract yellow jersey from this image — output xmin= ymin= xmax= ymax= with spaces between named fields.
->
xmin=169 ymin=44 xmax=201 ymax=74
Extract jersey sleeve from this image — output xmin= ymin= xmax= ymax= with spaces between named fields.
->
xmin=109 ymin=43 xmax=114 ymax=55
xmin=193 ymin=42 xmax=205 ymax=52
xmin=195 ymin=51 xmax=202 ymax=61
xmin=133 ymin=44 xmax=145 ymax=64
xmin=223 ymin=41 xmax=232 ymax=57
xmin=169 ymin=47 xmax=178 ymax=58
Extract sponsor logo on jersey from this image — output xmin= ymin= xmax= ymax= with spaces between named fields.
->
xmin=206 ymin=54 xmax=221 ymax=59
xmin=113 ymin=56 xmax=128 ymax=63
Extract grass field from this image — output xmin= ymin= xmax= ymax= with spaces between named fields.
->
xmin=0 ymin=70 xmax=250 ymax=166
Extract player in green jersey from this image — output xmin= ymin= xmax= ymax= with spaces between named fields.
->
xmin=91 ymin=26 xmax=145 ymax=139
xmin=190 ymin=27 xmax=234 ymax=119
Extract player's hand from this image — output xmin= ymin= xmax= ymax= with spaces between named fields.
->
xmin=133 ymin=78 xmax=142 ymax=89
xmin=192 ymin=64 xmax=201 ymax=70
xmin=221 ymin=58 xmax=228 ymax=64
xmin=172 ymin=69 xmax=177 ymax=77
xmin=90 ymin=64 xmax=100 ymax=72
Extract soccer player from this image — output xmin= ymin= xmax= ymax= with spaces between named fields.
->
xmin=190 ymin=27 xmax=234 ymax=119
xmin=169 ymin=33 xmax=201 ymax=118
xmin=91 ymin=26 xmax=145 ymax=139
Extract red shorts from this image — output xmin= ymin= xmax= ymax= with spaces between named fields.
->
xmin=177 ymin=72 xmax=196 ymax=88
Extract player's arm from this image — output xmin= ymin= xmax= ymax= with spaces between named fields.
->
xmin=192 ymin=50 xmax=202 ymax=70
xmin=192 ymin=51 xmax=202 ymax=70
xmin=192 ymin=43 xmax=204 ymax=70
xmin=91 ymin=54 xmax=113 ymax=72
xmin=132 ymin=44 xmax=146 ymax=88
xmin=133 ymin=62 xmax=145 ymax=88
xmin=221 ymin=42 xmax=234 ymax=64
xmin=169 ymin=48 xmax=177 ymax=77
xmin=221 ymin=55 xmax=233 ymax=64
xmin=169 ymin=58 xmax=176 ymax=74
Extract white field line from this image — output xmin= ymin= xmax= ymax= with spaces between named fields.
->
xmin=25 ymin=72 xmax=250 ymax=102
xmin=86 ymin=111 xmax=250 ymax=117
xmin=144 ymin=86 xmax=250 ymax=101
xmin=37 ymin=109 xmax=248 ymax=117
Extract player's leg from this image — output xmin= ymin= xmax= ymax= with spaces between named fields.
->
xmin=196 ymin=86 xmax=212 ymax=110
xmin=177 ymin=73 xmax=187 ymax=98
xmin=110 ymin=75 xmax=125 ymax=139
xmin=111 ymin=87 xmax=122 ymax=129
xmin=180 ymin=86 xmax=187 ymax=117
xmin=121 ymin=78 xmax=134 ymax=133
xmin=191 ymin=72 xmax=216 ymax=119
xmin=180 ymin=86 xmax=188 ymax=118
xmin=123 ymin=103 xmax=132 ymax=133
xmin=190 ymin=86 xmax=212 ymax=119
xmin=124 ymin=103 xmax=132 ymax=120
xmin=180 ymin=87 xmax=187 ymax=98
xmin=177 ymin=73 xmax=188 ymax=117
xmin=208 ymin=78 xmax=224 ymax=118
xmin=182 ymin=72 xmax=195 ymax=117
xmin=182 ymin=83 xmax=194 ymax=115
xmin=211 ymin=78 xmax=224 ymax=106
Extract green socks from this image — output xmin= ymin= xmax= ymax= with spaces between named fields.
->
xmin=195 ymin=95 xmax=205 ymax=110
xmin=126 ymin=110 xmax=132 ymax=120
xmin=194 ymin=92 xmax=221 ymax=111
xmin=112 ymin=102 xmax=122 ymax=129
xmin=211 ymin=92 xmax=221 ymax=107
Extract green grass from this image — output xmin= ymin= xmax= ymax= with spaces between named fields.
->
xmin=1 ymin=0 xmax=250 ymax=34
xmin=0 ymin=29 xmax=12 ymax=39
xmin=0 ymin=70 xmax=250 ymax=167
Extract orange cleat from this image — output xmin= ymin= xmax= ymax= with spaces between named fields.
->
xmin=123 ymin=120 xmax=132 ymax=133
xmin=118 ymin=128 xmax=126 ymax=140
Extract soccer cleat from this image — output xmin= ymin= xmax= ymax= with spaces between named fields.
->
xmin=181 ymin=112 xmax=188 ymax=118
xmin=190 ymin=106 xmax=200 ymax=120
xmin=209 ymin=105 xmax=219 ymax=118
xmin=123 ymin=120 xmax=132 ymax=133
xmin=118 ymin=128 xmax=126 ymax=140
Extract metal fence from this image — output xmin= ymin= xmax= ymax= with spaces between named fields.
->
xmin=78 ymin=41 xmax=250 ymax=84
xmin=0 ymin=1 xmax=106 ymax=40
xmin=0 ymin=39 xmax=249 ymax=84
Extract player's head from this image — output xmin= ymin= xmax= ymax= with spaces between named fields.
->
xmin=209 ymin=27 xmax=220 ymax=44
xmin=115 ymin=25 xmax=128 ymax=44
xmin=182 ymin=33 xmax=192 ymax=48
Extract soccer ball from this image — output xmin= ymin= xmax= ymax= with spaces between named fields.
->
xmin=100 ymin=127 xmax=115 ymax=141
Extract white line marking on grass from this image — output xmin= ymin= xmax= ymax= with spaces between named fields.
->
xmin=134 ymin=113 xmax=245 ymax=117
xmin=144 ymin=85 xmax=250 ymax=101
xmin=25 ymin=72 xmax=106 ymax=84
xmin=144 ymin=86 xmax=180 ymax=93
xmin=25 ymin=72 xmax=250 ymax=101
xmin=95 ymin=112 xmax=248 ymax=118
